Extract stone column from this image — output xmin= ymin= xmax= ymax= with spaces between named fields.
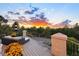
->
xmin=51 ymin=33 xmax=67 ymax=56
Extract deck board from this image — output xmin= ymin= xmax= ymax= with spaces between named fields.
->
xmin=22 ymin=38 xmax=52 ymax=56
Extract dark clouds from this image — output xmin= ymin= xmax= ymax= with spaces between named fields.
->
xmin=8 ymin=11 xmax=14 ymax=15
xmin=24 ymin=7 xmax=39 ymax=14
xmin=18 ymin=16 xmax=26 ymax=20
xmin=14 ymin=12 xmax=20 ymax=15
xmin=8 ymin=11 xmax=20 ymax=15
xmin=7 ymin=7 xmax=39 ymax=15
xmin=6 ymin=6 xmax=48 ymax=22
xmin=30 ymin=12 xmax=48 ymax=22
xmin=62 ymin=19 xmax=72 ymax=24
xmin=5 ymin=15 xmax=10 ymax=19
xmin=36 ymin=13 xmax=47 ymax=20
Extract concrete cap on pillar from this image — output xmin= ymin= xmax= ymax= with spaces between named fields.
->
xmin=51 ymin=33 xmax=67 ymax=40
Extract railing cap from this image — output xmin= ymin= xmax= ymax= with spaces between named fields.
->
xmin=51 ymin=33 xmax=67 ymax=40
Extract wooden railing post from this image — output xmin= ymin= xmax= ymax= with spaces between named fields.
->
xmin=51 ymin=33 xmax=67 ymax=56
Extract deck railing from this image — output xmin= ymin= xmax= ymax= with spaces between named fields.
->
xmin=67 ymin=40 xmax=79 ymax=56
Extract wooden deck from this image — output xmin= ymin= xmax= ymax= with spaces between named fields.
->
xmin=2 ymin=37 xmax=52 ymax=56
xmin=22 ymin=37 xmax=52 ymax=56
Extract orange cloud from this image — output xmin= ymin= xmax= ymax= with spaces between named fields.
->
xmin=32 ymin=20 xmax=48 ymax=28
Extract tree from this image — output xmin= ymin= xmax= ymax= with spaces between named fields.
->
xmin=74 ymin=23 xmax=79 ymax=31
xmin=0 ymin=15 xmax=9 ymax=37
xmin=36 ymin=27 xmax=44 ymax=37
xmin=21 ymin=26 xmax=25 ymax=30
xmin=0 ymin=15 xmax=5 ymax=26
xmin=43 ymin=27 xmax=51 ymax=38
xmin=0 ymin=15 xmax=8 ymax=24
xmin=3 ymin=19 xmax=8 ymax=24
xmin=0 ymin=15 xmax=5 ymax=22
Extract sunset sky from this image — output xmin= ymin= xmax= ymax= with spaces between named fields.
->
xmin=0 ymin=3 xmax=79 ymax=25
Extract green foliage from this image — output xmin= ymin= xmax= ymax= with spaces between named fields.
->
xmin=0 ymin=15 xmax=5 ymax=22
xmin=0 ymin=15 xmax=79 ymax=41
xmin=74 ymin=23 xmax=79 ymax=31
xmin=67 ymin=37 xmax=79 ymax=56
xmin=24 ymin=26 xmax=79 ymax=40
xmin=0 ymin=22 xmax=79 ymax=40
xmin=68 ymin=37 xmax=77 ymax=42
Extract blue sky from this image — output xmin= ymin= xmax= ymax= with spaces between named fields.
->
xmin=0 ymin=3 xmax=79 ymax=24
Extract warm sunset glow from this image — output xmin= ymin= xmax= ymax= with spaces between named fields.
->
xmin=31 ymin=20 xmax=48 ymax=28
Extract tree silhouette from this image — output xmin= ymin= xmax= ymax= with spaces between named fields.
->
xmin=0 ymin=15 xmax=5 ymax=22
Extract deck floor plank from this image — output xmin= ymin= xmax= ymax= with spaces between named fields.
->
xmin=23 ymin=38 xmax=51 ymax=56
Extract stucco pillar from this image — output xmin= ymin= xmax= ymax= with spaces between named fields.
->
xmin=51 ymin=33 xmax=67 ymax=56
xmin=23 ymin=30 xmax=26 ymax=37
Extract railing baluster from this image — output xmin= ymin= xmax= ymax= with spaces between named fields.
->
xmin=67 ymin=40 xmax=79 ymax=56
